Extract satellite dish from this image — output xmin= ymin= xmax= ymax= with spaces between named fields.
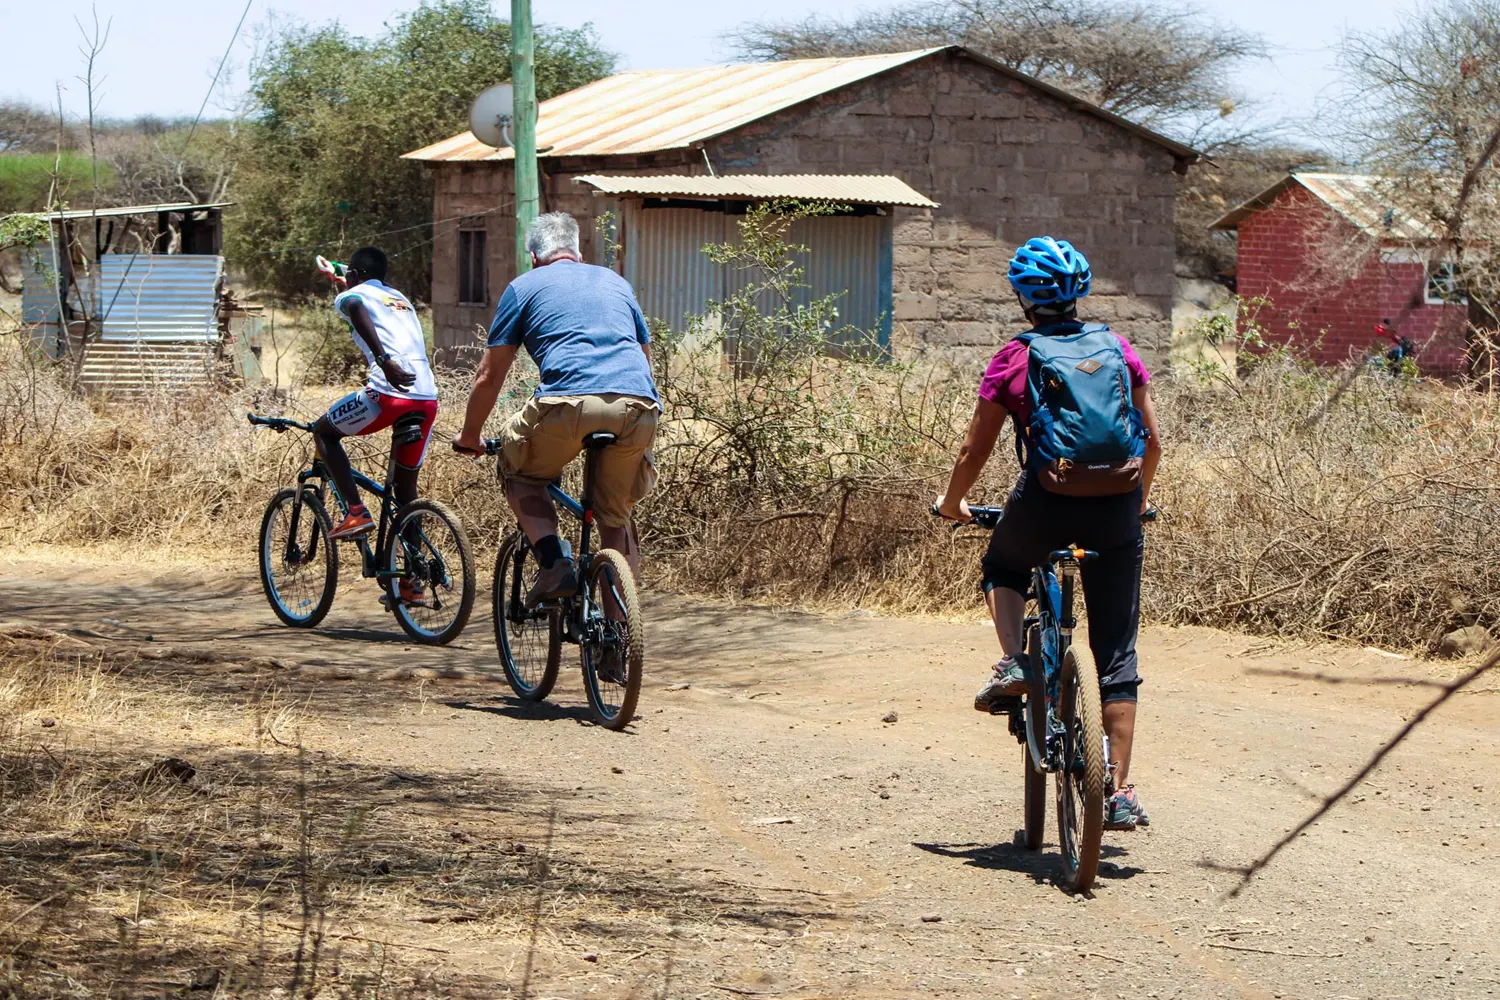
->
xmin=469 ymin=84 xmax=515 ymax=148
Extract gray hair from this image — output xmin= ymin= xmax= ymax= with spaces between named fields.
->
xmin=525 ymin=212 xmax=581 ymax=261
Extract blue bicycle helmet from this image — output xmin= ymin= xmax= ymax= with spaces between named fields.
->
xmin=1007 ymin=236 xmax=1092 ymax=308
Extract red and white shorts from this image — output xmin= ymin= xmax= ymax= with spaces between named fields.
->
xmin=325 ymin=388 xmax=439 ymax=468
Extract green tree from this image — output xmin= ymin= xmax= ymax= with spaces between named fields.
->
xmin=230 ymin=0 xmax=614 ymax=300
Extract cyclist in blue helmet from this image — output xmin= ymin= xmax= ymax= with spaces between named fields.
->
xmin=935 ymin=236 xmax=1164 ymax=831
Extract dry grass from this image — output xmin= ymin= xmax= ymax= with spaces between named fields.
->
xmin=0 ymin=327 xmax=1495 ymax=651
xmin=0 ymin=626 xmax=818 ymax=998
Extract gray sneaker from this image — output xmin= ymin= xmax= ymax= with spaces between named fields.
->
xmin=526 ymin=557 xmax=578 ymax=606
xmin=1105 ymin=785 xmax=1150 ymax=831
xmin=974 ymin=655 xmax=1029 ymax=712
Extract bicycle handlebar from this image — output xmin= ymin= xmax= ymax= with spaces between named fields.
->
xmin=248 ymin=413 xmax=315 ymax=433
xmin=451 ymin=437 xmax=503 ymax=457
xmin=930 ymin=502 xmax=1159 ymax=530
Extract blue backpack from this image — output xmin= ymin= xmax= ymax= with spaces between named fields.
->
xmin=1013 ymin=322 xmax=1148 ymax=497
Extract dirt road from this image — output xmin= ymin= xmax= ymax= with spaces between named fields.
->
xmin=3 ymin=555 xmax=1497 ymax=998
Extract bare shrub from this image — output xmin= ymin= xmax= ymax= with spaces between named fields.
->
xmin=2 ymin=207 xmax=1497 ymax=652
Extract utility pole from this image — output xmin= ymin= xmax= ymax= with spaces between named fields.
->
xmin=511 ymin=0 xmax=538 ymax=276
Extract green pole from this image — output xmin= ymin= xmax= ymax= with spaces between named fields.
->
xmin=511 ymin=0 xmax=538 ymax=276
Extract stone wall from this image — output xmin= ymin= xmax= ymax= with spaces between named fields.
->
xmin=428 ymin=49 xmax=1183 ymax=370
xmin=704 ymin=50 xmax=1179 ymax=370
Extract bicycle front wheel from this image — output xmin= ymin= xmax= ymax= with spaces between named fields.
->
xmin=581 ymin=548 xmax=643 ymax=731
xmin=492 ymin=531 xmax=560 ymax=701
xmin=383 ymin=499 xmax=476 ymax=645
xmin=258 ymin=487 xmax=338 ymax=628
xmin=1055 ymin=640 xmax=1106 ymax=893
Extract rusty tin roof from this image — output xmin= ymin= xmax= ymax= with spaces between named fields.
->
xmin=1209 ymin=173 xmax=1440 ymax=242
xmin=404 ymin=46 xmax=1199 ymax=166
xmin=574 ymin=173 xmax=939 ymax=208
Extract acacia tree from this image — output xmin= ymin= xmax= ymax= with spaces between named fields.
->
xmin=725 ymin=0 xmax=1273 ymax=277
xmin=724 ymin=0 xmax=1266 ymax=150
xmin=230 ymin=0 xmax=615 ymax=300
xmin=1337 ymin=0 xmax=1500 ymax=378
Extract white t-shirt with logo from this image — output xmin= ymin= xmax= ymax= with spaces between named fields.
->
xmin=334 ymin=279 xmax=437 ymax=400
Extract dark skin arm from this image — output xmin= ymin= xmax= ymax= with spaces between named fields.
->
xmin=344 ymin=297 xmax=415 ymax=391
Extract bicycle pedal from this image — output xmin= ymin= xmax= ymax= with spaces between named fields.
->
xmin=987 ymin=696 xmax=1023 ymax=716
xmin=378 ymin=594 xmax=396 ymax=612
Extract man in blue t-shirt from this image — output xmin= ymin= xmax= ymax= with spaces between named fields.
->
xmin=452 ymin=212 xmax=659 ymax=607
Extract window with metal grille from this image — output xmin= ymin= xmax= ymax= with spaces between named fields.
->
xmin=1426 ymin=261 xmax=1466 ymax=305
xmin=458 ymin=227 xmax=487 ymax=305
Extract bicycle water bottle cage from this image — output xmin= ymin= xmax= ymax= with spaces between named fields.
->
xmin=583 ymin=432 xmax=617 ymax=450
xmin=392 ymin=413 xmax=426 ymax=446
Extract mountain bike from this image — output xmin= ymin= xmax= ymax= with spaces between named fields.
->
xmin=938 ymin=504 xmax=1156 ymax=894
xmin=482 ymin=432 xmax=644 ymax=730
xmin=248 ymin=413 xmax=476 ymax=644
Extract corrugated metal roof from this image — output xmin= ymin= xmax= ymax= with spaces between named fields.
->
xmin=29 ymin=201 xmax=233 ymax=222
xmin=405 ymin=50 xmax=938 ymax=163
xmin=1208 ymin=173 xmax=1438 ymax=241
xmin=403 ymin=47 xmax=1199 ymax=165
xmin=575 ymin=173 xmax=939 ymax=208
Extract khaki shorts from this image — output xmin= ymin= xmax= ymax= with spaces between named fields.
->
xmin=498 ymin=393 xmax=659 ymax=528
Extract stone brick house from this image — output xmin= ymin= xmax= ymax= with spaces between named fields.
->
xmin=404 ymin=46 xmax=1198 ymax=368
xmin=1211 ymin=172 xmax=1468 ymax=375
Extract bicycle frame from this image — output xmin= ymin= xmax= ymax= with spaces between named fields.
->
xmin=286 ymin=456 xmax=414 ymax=585
xmin=1016 ymin=547 xmax=1094 ymax=776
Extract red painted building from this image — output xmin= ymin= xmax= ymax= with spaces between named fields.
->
xmin=1210 ymin=172 xmax=1468 ymax=375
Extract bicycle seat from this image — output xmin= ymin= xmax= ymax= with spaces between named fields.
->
xmin=583 ymin=432 xmax=617 ymax=449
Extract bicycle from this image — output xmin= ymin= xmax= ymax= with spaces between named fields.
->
xmin=248 ymin=413 xmax=476 ymax=645
xmin=481 ymin=432 xmax=644 ymax=730
xmin=937 ymin=503 xmax=1156 ymax=894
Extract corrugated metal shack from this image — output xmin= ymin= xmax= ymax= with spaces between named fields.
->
xmin=21 ymin=202 xmax=234 ymax=392
xmin=574 ymin=174 xmax=939 ymax=349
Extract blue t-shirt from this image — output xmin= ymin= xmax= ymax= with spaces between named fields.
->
xmin=487 ymin=260 xmax=659 ymax=403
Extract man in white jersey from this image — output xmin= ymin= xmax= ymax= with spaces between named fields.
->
xmin=312 ymin=246 xmax=439 ymax=603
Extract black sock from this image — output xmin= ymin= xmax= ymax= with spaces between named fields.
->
xmin=534 ymin=534 xmax=564 ymax=569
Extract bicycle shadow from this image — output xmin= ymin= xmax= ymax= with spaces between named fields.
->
xmin=912 ymin=840 xmax=1143 ymax=887
xmin=444 ymin=696 xmax=634 ymax=731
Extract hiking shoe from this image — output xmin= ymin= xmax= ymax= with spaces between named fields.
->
xmin=525 ymin=557 xmax=578 ymax=607
xmin=974 ymin=655 xmax=1030 ymax=712
xmin=1105 ymin=785 xmax=1150 ymax=831
xmin=399 ymin=577 xmax=432 ymax=608
xmin=329 ymin=505 xmax=374 ymax=540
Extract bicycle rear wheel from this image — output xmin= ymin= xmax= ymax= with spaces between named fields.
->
xmin=258 ymin=487 xmax=338 ymax=628
xmin=580 ymin=549 xmax=643 ymax=731
xmin=1055 ymin=640 xmax=1106 ymax=893
xmin=1021 ymin=623 xmax=1046 ymax=851
xmin=492 ymin=531 xmax=560 ymax=701
xmin=384 ymin=499 xmax=476 ymax=645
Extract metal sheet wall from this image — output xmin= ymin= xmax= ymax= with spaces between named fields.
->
xmin=20 ymin=243 xmax=62 ymax=355
xmin=621 ymin=204 xmax=726 ymax=337
xmin=620 ymin=205 xmax=892 ymax=351
xmin=99 ymin=254 xmax=222 ymax=341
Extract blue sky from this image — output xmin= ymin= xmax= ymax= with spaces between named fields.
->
xmin=0 ymin=0 xmax=1420 ymax=147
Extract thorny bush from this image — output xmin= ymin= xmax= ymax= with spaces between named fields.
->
xmin=1 ymin=203 xmax=1497 ymax=652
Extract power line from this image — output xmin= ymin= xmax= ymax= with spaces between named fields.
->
xmin=182 ymin=0 xmax=253 ymax=156
xmin=237 ymin=202 xmax=514 ymax=259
